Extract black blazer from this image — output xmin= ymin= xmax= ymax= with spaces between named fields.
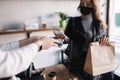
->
xmin=64 ymin=16 xmax=106 ymax=64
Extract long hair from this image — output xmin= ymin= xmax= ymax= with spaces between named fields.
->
xmin=77 ymin=0 xmax=107 ymax=30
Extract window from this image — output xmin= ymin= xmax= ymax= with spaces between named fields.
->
xmin=109 ymin=0 xmax=120 ymax=77
xmin=109 ymin=0 xmax=120 ymax=33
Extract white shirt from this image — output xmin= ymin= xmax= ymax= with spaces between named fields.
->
xmin=0 ymin=41 xmax=39 ymax=78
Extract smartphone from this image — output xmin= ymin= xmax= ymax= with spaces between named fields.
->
xmin=53 ymin=30 xmax=65 ymax=39
xmin=53 ymin=30 xmax=63 ymax=35
xmin=53 ymin=30 xmax=64 ymax=47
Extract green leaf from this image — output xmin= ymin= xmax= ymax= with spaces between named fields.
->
xmin=58 ymin=12 xmax=67 ymax=20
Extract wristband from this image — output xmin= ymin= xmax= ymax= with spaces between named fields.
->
xmin=35 ymin=40 xmax=43 ymax=51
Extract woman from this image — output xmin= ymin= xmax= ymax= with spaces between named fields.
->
xmin=0 ymin=36 xmax=58 ymax=79
xmin=55 ymin=0 xmax=114 ymax=80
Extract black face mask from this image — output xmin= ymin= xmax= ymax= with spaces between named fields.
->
xmin=80 ymin=6 xmax=93 ymax=15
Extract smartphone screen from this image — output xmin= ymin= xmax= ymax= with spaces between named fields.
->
xmin=53 ymin=30 xmax=63 ymax=35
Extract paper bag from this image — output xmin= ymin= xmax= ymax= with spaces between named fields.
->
xmin=84 ymin=42 xmax=115 ymax=76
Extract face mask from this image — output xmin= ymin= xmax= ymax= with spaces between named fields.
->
xmin=80 ymin=6 xmax=93 ymax=15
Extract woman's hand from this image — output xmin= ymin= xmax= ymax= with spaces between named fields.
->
xmin=54 ymin=33 xmax=65 ymax=39
xmin=99 ymin=36 xmax=109 ymax=45
xmin=53 ymin=30 xmax=65 ymax=40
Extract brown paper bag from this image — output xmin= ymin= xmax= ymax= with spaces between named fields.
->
xmin=84 ymin=42 xmax=115 ymax=76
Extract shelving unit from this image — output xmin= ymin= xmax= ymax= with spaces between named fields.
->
xmin=0 ymin=27 xmax=64 ymax=38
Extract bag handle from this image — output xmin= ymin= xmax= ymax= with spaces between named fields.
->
xmin=90 ymin=41 xmax=115 ymax=47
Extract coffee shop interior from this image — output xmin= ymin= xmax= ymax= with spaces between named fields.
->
xmin=0 ymin=0 xmax=120 ymax=80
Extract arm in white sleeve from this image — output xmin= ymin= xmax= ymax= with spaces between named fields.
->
xmin=0 ymin=43 xmax=40 ymax=78
xmin=0 ymin=41 xmax=19 ymax=51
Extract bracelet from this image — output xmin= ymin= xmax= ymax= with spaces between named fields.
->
xmin=35 ymin=40 xmax=43 ymax=51
xmin=39 ymin=45 xmax=42 ymax=51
